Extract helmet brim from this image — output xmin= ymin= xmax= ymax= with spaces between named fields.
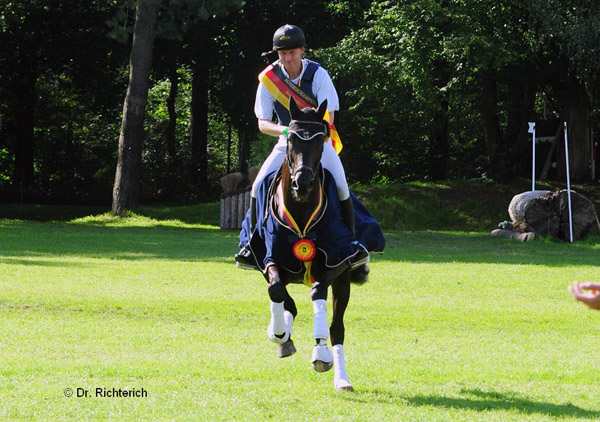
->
xmin=273 ymin=45 xmax=305 ymax=51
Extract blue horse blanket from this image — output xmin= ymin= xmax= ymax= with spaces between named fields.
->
xmin=238 ymin=168 xmax=385 ymax=274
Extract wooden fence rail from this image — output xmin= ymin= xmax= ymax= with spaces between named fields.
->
xmin=220 ymin=188 xmax=251 ymax=229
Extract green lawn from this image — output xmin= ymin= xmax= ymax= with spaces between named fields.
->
xmin=1 ymin=212 xmax=599 ymax=421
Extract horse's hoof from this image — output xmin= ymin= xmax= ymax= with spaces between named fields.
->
xmin=313 ymin=360 xmax=333 ymax=372
xmin=311 ymin=344 xmax=333 ymax=372
xmin=277 ymin=339 xmax=296 ymax=358
xmin=336 ymin=385 xmax=354 ymax=393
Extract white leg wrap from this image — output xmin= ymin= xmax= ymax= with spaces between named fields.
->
xmin=312 ymin=299 xmax=329 ymax=340
xmin=283 ymin=310 xmax=294 ymax=337
xmin=333 ymin=344 xmax=352 ymax=390
xmin=267 ymin=301 xmax=289 ymax=344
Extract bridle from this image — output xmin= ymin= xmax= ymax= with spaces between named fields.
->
xmin=285 ymin=119 xmax=328 ymax=182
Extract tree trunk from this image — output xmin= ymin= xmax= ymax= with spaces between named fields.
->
xmin=190 ymin=54 xmax=209 ymax=192
xmin=166 ymin=68 xmax=178 ymax=160
xmin=539 ymin=124 xmax=562 ymax=181
xmin=428 ymin=89 xmax=449 ymax=180
xmin=557 ymin=81 xmax=591 ymax=181
xmin=479 ymin=69 xmax=511 ymax=181
xmin=112 ymin=0 xmax=158 ymax=214
xmin=12 ymin=30 xmax=37 ymax=202
xmin=506 ymin=75 xmax=536 ymax=177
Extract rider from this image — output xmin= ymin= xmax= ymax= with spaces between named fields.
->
xmin=235 ymin=24 xmax=367 ymax=270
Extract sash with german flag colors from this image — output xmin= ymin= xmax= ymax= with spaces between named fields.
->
xmin=259 ymin=63 xmax=343 ymax=154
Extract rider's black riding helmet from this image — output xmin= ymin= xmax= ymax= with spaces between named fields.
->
xmin=273 ymin=24 xmax=306 ymax=51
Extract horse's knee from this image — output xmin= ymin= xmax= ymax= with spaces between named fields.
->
xmin=268 ymin=281 xmax=287 ymax=303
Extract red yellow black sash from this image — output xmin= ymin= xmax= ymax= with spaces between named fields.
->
xmin=259 ymin=64 xmax=343 ymax=154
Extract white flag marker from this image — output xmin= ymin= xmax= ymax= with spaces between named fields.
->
xmin=564 ymin=121 xmax=574 ymax=243
xmin=528 ymin=122 xmax=536 ymax=191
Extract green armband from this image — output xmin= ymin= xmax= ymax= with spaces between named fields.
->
xmin=283 ymin=126 xmax=289 ymax=136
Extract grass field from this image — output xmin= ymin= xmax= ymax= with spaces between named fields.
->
xmin=1 ymin=194 xmax=600 ymax=421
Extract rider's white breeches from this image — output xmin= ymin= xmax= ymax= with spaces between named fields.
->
xmin=251 ymin=138 xmax=350 ymax=201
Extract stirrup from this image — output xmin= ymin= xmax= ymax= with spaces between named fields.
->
xmin=235 ymin=245 xmax=257 ymax=270
xmin=348 ymin=245 xmax=369 ymax=269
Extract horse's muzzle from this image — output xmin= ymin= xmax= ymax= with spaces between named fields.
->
xmin=291 ymin=168 xmax=314 ymax=201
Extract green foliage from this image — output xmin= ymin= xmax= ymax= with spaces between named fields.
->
xmin=1 ymin=0 xmax=599 ymax=204
xmin=323 ymin=1 xmax=484 ymax=182
xmin=324 ymin=0 xmax=600 ymax=183
xmin=33 ymin=72 xmax=122 ymax=203
xmin=143 ymin=66 xmax=240 ymax=201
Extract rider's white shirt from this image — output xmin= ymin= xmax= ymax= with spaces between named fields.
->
xmin=254 ymin=59 xmax=340 ymax=133
xmin=251 ymin=59 xmax=348 ymax=201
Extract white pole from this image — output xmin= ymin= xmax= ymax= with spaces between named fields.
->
xmin=564 ymin=121 xmax=574 ymax=243
xmin=528 ymin=122 xmax=536 ymax=191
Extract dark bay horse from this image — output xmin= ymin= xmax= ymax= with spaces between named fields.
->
xmin=264 ymin=97 xmax=355 ymax=392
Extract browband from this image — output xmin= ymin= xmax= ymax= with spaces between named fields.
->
xmin=287 ymin=130 xmax=325 ymax=141
xmin=288 ymin=120 xmax=329 ymax=141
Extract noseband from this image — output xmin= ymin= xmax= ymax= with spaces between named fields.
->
xmin=285 ymin=120 xmax=328 ymax=182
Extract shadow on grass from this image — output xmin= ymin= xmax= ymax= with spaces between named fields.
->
xmin=0 ymin=257 xmax=96 ymax=268
xmin=0 ymin=219 xmax=598 ymax=267
xmin=403 ymin=388 xmax=600 ymax=419
xmin=345 ymin=388 xmax=599 ymax=419
xmin=0 ymin=202 xmax=220 ymax=225
xmin=0 ymin=220 xmax=237 ymax=263
xmin=378 ymin=231 xmax=600 ymax=267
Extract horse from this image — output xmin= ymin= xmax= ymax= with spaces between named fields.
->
xmin=238 ymin=96 xmax=385 ymax=392
xmin=266 ymin=96 xmax=362 ymax=392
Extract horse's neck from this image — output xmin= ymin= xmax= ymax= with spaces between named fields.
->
xmin=278 ymin=173 xmax=320 ymax=232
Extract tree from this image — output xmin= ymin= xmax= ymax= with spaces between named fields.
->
xmin=0 ymin=1 xmax=125 ymax=202
xmin=327 ymin=0 xmax=600 ymax=183
xmin=112 ymin=0 xmax=159 ymax=214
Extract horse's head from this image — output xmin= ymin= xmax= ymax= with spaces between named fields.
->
xmin=285 ymin=97 xmax=329 ymax=202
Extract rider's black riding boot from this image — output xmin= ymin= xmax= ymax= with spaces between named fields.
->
xmin=235 ymin=197 xmax=258 ymax=269
xmin=340 ymin=198 xmax=369 ymax=271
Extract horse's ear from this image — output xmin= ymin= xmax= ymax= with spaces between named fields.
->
xmin=316 ymin=99 xmax=328 ymax=121
xmin=289 ymin=96 xmax=302 ymax=120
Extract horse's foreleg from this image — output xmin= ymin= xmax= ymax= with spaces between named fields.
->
xmin=266 ymin=267 xmax=295 ymax=358
xmin=310 ymin=280 xmax=333 ymax=372
xmin=330 ymin=272 xmax=353 ymax=392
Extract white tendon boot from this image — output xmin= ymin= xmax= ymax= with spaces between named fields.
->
xmin=311 ymin=299 xmax=333 ymax=372
xmin=267 ymin=301 xmax=289 ymax=344
xmin=333 ymin=344 xmax=353 ymax=392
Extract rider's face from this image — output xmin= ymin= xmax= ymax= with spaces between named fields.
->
xmin=277 ymin=47 xmax=305 ymax=70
